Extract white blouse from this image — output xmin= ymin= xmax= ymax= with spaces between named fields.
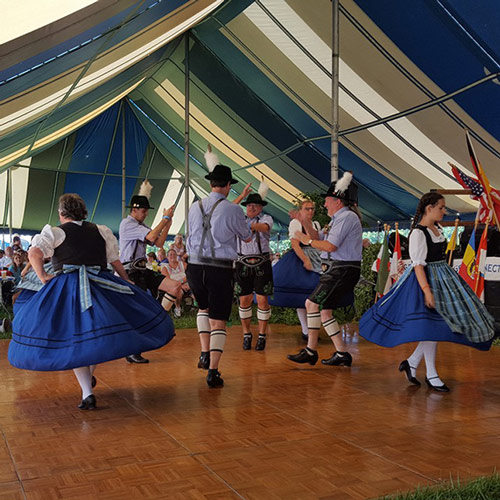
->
xmin=409 ymin=226 xmax=445 ymax=267
xmin=32 ymin=222 xmax=120 ymax=263
xmin=288 ymin=219 xmax=321 ymax=239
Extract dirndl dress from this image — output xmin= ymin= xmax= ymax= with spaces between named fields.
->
xmin=360 ymin=226 xmax=494 ymax=351
xmin=9 ymin=265 xmax=175 ymax=371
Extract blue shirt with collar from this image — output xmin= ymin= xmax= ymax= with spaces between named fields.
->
xmin=238 ymin=213 xmax=273 ymax=255
xmin=186 ymin=192 xmax=252 ymax=261
xmin=321 ymin=206 xmax=362 ymax=261
xmin=119 ymin=215 xmax=151 ymax=263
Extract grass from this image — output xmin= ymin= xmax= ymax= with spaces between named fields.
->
xmin=376 ymin=473 xmax=500 ymax=499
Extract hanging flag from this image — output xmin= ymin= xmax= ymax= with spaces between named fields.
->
xmin=474 ymin=223 xmax=489 ymax=301
xmin=458 ymin=228 xmax=477 ymax=289
xmin=375 ymin=232 xmax=391 ymax=295
xmin=446 ymin=224 xmax=458 ymax=255
xmin=390 ymin=228 xmax=404 ymax=282
xmin=465 ymin=130 xmax=500 ymax=225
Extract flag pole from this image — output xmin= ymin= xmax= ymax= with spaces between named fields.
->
xmin=465 ymin=130 xmax=500 ymax=231
xmin=447 ymin=217 xmax=459 ymax=265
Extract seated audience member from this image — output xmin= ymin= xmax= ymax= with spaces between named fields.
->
xmin=170 ymin=234 xmax=187 ymax=262
xmin=272 ymin=252 xmax=281 ymax=266
xmin=146 ymin=251 xmax=159 ymax=271
xmin=11 ymin=235 xmax=23 ymax=253
xmin=161 ymin=248 xmax=189 ymax=317
xmin=157 ymin=247 xmax=168 ymax=265
xmin=9 ymin=253 xmax=26 ymax=286
xmin=0 ymin=247 xmax=13 ymax=268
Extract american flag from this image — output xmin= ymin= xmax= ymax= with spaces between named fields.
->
xmin=451 ymin=165 xmax=500 ymax=223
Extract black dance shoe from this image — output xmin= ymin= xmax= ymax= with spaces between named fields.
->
xmin=425 ymin=377 xmax=450 ymax=393
xmin=287 ymin=349 xmax=318 ymax=365
xmin=321 ymin=351 xmax=352 ymax=366
xmin=243 ymin=333 xmax=252 ymax=350
xmin=91 ymin=376 xmax=97 ymax=388
xmin=197 ymin=351 xmax=210 ymax=370
xmin=301 ymin=333 xmax=308 ymax=342
xmin=78 ymin=394 xmax=96 ymax=410
xmin=126 ymin=354 xmax=149 ymax=364
xmin=255 ymin=335 xmax=266 ymax=351
xmin=207 ymin=369 xmax=224 ymax=388
xmin=398 ymin=360 xmax=420 ymax=386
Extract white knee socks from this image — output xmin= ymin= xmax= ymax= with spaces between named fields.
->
xmin=297 ymin=308 xmax=308 ymax=335
xmin=407 ymin=341 xmax=443 ymax=385
xmin=73 ymin=366 xmax=93 ymax=399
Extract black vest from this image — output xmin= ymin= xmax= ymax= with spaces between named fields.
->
xmin=415 ymin=224 xmax=446 ymax=262
xmin=52 ymin=222 xmax=107 ymax=271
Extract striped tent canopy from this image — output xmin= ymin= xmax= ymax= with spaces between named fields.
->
xmin=2 ymin=0 xmax=500 ymax=234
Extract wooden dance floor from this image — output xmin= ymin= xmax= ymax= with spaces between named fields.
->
xmin=1 ymin=325 xmax=500 ymax=499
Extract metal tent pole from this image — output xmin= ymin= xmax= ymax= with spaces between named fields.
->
xmin=331 ymin=0 xmax=340 ymax=182
xmin=184 ymin=32 xmax=191 ymax=234
xmin=121 ymin=101 xmax=126 ymax=220
xmin=8 ymin=168 xmax=13 ymax=239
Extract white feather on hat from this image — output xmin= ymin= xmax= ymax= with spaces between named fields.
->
xmin=204 ymin=144 xmax=219 ymax=173
xmin=258 ymin=179 xmax=269 ymax=200
xmin=138 ymin=180 xmax=153 ymax=199
xmin=335 ymin=171 xmax=353 ymax=195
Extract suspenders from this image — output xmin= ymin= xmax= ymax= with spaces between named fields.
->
xmin=198 ymin=198 xmax=225 ymax=259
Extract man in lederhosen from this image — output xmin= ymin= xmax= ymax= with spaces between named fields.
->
xmin=287 ymin=172 xmax=362 ymax=367
xmin=119 ymin=181 xmax=181 ymax=363
xmin=236 ymin=185 xmax=273 ymax=351
xmin=186 ymin=147 xmax=252 ymax=388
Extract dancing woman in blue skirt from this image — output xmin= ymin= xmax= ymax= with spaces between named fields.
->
xmin=8 ymin=194 xmax=174 ymax=409
xmin=360 ymin=192 xmax=494 ymax=392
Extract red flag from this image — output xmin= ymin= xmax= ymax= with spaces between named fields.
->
xmin=465 ymin=130 xmax=500 ymax=224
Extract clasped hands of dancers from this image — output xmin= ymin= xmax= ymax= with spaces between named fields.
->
xmin=8 ymin=149 xmax=495 ymax=410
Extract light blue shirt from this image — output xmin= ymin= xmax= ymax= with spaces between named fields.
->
xmin=186 ymin=192 xmax=252 ymax=261
xmin=238 ymin=213 xmax=273 ymax=255
xmin=119 ymin=215 xmax=151 ymax=263
xmin=321 ymin=207 xmax=362 ymax=261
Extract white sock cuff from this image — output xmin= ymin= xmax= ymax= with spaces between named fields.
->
xmin=196 ymin=312 xmax=210 ymax=335
xmin=307 ymin=312 xmax=321 ymax=330
xmin=239 ymin=305 xmax=253 ymax=320
xmin=210 ymin=330 xmax=227 ymax=352
xmin=257 ymin=307 xmax=271 ymax=321
xmin=322 ymin=318 xmax=340 ymax=337
xmin=161 ymin=293 xmax=176 ymax=311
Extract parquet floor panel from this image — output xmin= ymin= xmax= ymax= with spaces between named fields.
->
xmin=2 ymin=324 xmax=500 ymax=499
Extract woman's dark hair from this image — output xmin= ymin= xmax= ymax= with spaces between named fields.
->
xmin=411 ymin=192 xmax=444 ymax=229
xmin=58 ymin=194 xmax=88 ymax=221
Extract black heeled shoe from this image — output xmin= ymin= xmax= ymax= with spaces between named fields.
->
xmin=243 ymin=333 xmax=252 ymax=350
xmin=398 ymin=360 xmax=421 ymax=386
xmin=425 ymin=376 xmax=450 ymax=393
xmin=197 ymin=351 xmax=210 ymax=370
xmin=287 ymin=349 xmax=318 ymax=365
xmin=321 ymin=351 xmax=352 ymax=366
xmin=78 ymin=394 xmax=96 ymax=410
xmin=255 ymin=335 xmax=266 ymax=351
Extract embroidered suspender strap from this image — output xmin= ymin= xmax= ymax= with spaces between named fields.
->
xmin=198 ymin=198 xmax=225 ymax=259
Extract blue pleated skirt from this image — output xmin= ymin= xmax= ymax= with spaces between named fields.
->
xmin=359 ymin=262 xmax=494 ymax=351
xmin=8 ymin=271 xmax=174 ymax=371
xmin=269 ymin=250 xmax=320 ymax=308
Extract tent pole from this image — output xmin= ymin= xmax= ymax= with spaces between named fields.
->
xmin=121 ymin=101 xmax=126 ymax=220
xmin=184 ymin=32 xmax=191 ymax=234
xmin=331 ymin=0 xmax=340 ymax=182
xmin=8 ymin=168 xmax=13 ymax=239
